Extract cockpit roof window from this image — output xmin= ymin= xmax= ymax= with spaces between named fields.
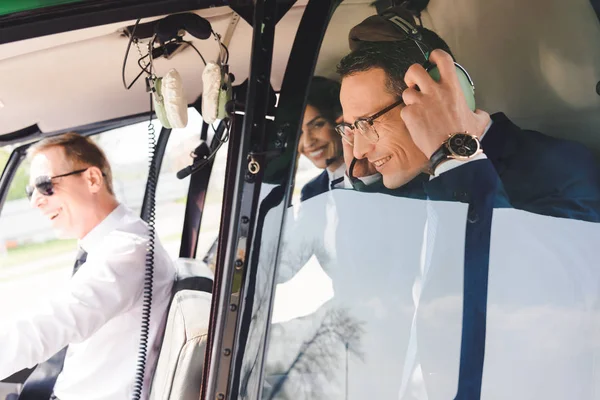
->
xmin=0 ymin=0 xmax=90 ymax=17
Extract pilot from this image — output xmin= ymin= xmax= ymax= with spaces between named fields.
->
xmin=336 ymin=6 xmax=600 ymax=221
xmin=0 ymin=133 xmax=175 ymax=400
xmin=298 ymin=76 xmax=346 ymax=202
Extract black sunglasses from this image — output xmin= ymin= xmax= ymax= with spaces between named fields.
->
xmin=26 ymin=168 xmax=89 ymax=200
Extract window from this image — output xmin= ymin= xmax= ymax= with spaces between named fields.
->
xmin=248 ymin=2 xmax=600 ymax=400
xmin=0 ymin=0 xmax=94 ymax=17
xmin=0 ymin=109 xmax=203 ymax=318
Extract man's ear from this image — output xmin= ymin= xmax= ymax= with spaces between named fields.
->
xmin=86 ymin=166 xmax=105 ymax=194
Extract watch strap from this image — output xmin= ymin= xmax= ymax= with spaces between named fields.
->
xmin=428 ymin=142 xmax=451 ymax=175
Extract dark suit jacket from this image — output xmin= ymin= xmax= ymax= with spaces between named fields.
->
xmin=481 ymin=112 xmax=600 ymax=221
xmin=411 ymin=114 xmax=600 ymax=396
xmin=300 ymin=170 xmax=330 ymax=202
xmin=397 ymin=112 xmax=600 ymax=222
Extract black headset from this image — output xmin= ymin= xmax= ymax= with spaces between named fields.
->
xmin=381 ymin=9 xmax=476 ymax=111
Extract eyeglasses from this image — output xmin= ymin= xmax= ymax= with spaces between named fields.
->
xmin=26 ymin=168 xmax=89 ymax=200
xmin=335 ymin=99 xmax=403 ymax=146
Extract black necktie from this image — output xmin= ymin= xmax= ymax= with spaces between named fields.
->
xmin=72 ymin=247 xmax=88 ymax=276
xmin=18 ymin=248 xmax=88 ymax=400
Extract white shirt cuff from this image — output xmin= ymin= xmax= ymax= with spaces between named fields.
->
xmin=431 ymin=153 xmax=488 ymax=179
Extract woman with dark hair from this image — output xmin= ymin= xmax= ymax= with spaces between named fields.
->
xmin=299 ymin=76 xmax=346 ymax=202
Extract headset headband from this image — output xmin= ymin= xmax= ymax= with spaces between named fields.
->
xmin=381 ymin=10 xmax=431 ymax=59
xmin=381 ymin=11 xmax=421 ymax=38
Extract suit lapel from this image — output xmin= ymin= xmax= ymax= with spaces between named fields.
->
xmin=317 ymin=170 xmax=330 ymax=193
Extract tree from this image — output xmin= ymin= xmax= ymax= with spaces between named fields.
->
xmin=0 ymin=148 xmax=29 ymax=201
xmin=266 ymin=308 xmax=365 ymax=400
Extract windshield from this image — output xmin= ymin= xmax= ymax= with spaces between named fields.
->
xmin=0 ymin=110 xmax=207 ymax=316
xmin=232 ymin=1 xmax=600 ymax=399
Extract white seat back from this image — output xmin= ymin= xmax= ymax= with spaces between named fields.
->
xmin=149 ymin=258 xmax=213 ymax=400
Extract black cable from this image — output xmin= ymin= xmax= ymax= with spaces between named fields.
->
xmin=184 ymin=40 xmax=207 ymax=66
xmin=128 ymin=67 xmax=149 ymax=90
xmin=137 ymin=53 xmax=152 ymax=75
xmin=220 ymin=41 xmax=230 ymax=64
xmin=132 ymin=93 xmax=157 ymax=400
xmin=176 ymin=122 xmax=230 ymax=179
xmin=122 ymin=18 xmax=141 ymax=90
xmin=209 ymin=29 xmax=229 ymax=64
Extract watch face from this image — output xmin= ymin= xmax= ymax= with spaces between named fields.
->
xmin=448 ymin=133 xmax=479 ymax=158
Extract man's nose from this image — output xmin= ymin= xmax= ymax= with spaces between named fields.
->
xmin=353 ymin=133 xmax=374 ymax=160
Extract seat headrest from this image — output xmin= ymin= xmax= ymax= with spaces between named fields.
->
xmin=174 ymin=258 xmax=214 ymax=281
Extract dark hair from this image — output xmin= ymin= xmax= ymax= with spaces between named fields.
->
xmin=337 ymin=28 xmax=453 ymax=96
xmin=306 ymin=76 xmax=342 ymax=123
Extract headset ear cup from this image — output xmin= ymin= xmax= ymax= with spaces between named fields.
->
xmin=455 ymin=65 xmax=476 ymax=112
xmin=202 ymin=62 xmax=223 ymax=124
xmin=427 ymin=63 xmax=476 ymax=112
xmin=152 ymin=77 xmax=172 ymax=129
xmin=216 ymin=71 xmax=232 ymax=120
xmin=161 ymin=69 xmax=188 ymax=128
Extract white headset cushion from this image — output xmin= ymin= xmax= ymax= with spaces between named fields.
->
xmin=161 ymin=69 xmax=188 ymax=129
xmin=202 ymin=62 xmax=222 ymax=124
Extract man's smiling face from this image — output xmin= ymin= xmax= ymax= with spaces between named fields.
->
xmin=28 ymin=146 xmax=91 ymax=238
xmin=340 ymin=67 xmax=428 ymax=189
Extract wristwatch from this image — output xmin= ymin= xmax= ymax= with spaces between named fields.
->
xmin=428 ymin=132 xmax=483 ymax=174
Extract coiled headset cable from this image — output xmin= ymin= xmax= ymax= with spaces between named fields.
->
xmin=131 ymin=89 xmax=158 ymax=400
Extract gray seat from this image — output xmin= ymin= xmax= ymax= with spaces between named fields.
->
xmin=1 ymin=382 xmax=20 ymax=400
xmin=149 ymin=258 xmax=213 ymax=400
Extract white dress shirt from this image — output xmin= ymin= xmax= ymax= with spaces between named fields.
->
xmin=0 ymin=204 xmax=176 ymax=400
xmin=326 ymin=163 xmax=346 ymax=190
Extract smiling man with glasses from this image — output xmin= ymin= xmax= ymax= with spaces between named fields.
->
xmin=0 ymin=132 xmax=175 ymax=400
xmin=335 ymin=6 xmax=600 ymax=221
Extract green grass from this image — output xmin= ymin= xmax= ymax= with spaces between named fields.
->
xmin=0 ymin=260 xmax=70 ymax=283
xmin=161 ymin=232 xmax=182 ymax=243
xmin=2 ymin=239 xmax=77 ymax=269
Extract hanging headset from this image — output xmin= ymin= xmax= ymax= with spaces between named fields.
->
xmin=201 ymin=32 xmax=233 ymax=124
xmin=122 ymin=13 xmax=233 ymax=129
xmin=381 ymin=9 xmax=476 ymax=111
xmin=149 ymin=63 xmax=189 ymax=128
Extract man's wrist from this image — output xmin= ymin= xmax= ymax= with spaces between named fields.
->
xmin=427 ymin=132 xmax=483 ymax=175
xmin=431 ymin=153 xmax=488 ymax=178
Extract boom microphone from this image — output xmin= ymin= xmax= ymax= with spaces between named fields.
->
xmin=176 ymin=165 xmax=194 ymax=180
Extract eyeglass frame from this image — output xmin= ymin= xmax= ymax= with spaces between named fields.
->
xmin=26 ymin=168 xmax=90 ymax=200
xmin=335 ymin=99 xmax=404 ymax=146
